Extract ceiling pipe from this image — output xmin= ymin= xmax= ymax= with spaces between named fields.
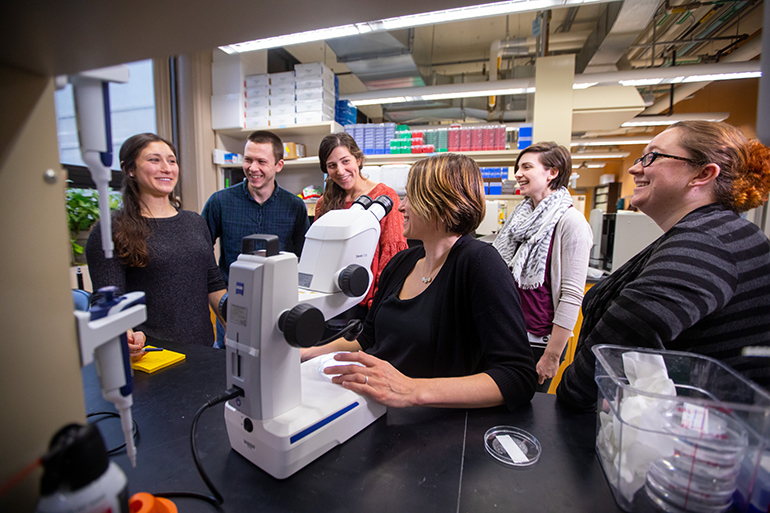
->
xmin=488 ymin=37 xmax=529 ymax=109
xmin=642 ymin=32 xmax=762 ymax=114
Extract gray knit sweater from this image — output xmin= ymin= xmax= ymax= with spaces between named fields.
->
xmin=87 ymin=210 xmax=226 ymax=346
xmin=557 ymin=204 xmax=770 ymax=410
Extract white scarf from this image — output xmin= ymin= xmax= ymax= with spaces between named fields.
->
xmin=493 ymin=186 xmax=573 ymax=289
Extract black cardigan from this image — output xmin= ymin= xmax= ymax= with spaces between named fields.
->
xmin=358 ymin=234 xmax=537 ymax=410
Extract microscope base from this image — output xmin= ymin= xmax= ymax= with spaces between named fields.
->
xmin=224 ymin=359 xmax=387 ymax=479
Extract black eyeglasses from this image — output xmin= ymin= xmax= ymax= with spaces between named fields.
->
xmin=634 ymin=151 xmax=701 ymax=168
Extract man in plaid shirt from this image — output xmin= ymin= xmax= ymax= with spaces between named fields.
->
xmin=202 ymin=130 xmax=310 ymax=347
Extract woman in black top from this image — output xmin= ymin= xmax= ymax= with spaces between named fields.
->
xmin=87 ymin=133 xmax=226 ymax=352
xmin=302 ymin=154 xmax=536 ymax=411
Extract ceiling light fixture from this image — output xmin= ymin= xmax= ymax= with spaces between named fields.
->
xmin=571 ymin=137 xmax=653 ymax=146
xmin=572 ymin=82 xmax=598 ymax=90
xmin=219 ymin=0 xmax=613 ymax=54
xmin=572 ymin=162 xmax=606 ymax=168
xmin=570 ymin=152 xmax=630 ymax=159
xmin=344 ymin=62 xmax=760 ymax=107
xmin=574 ymin=61 xmax=761 ymax=89
xmin=620 ymin=112 xmax=729 ymax=127
xmin=346 ymin=78 xmax=533 ymax=106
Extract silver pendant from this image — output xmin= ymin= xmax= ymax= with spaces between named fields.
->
xmin=421 ymin=276 xmax=432 ymax=284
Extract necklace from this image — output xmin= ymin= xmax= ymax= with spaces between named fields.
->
xmin=420 ymin=259 xmax=440 ymax=284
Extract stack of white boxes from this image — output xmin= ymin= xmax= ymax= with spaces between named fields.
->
xmin=268 ymin=71 xmax=296 ymax=127
xmin=243 ymin=73 xmax=270 ymax=128
xmin=242 ymin=64 xmax=337 ymax=128
xmin=243 ymin=71 xmax=295 ymax=128
xmin=294 ymin=63 xmax=336 ymax=124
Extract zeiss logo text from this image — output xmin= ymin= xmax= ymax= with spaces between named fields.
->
xmin=236 ymin=282 xmax=245 ymax=295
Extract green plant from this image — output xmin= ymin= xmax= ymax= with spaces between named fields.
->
xmin=66 ymin=185 xmax=122 ymax=259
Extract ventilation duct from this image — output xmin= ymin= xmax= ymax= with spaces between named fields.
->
xmin=576 ymin=0 xmax=660 ymax=74
xmin=326 ymin=32 xmax=425 ymax=90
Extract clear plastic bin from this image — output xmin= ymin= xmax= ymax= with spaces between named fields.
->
xmin=592 ymin=344 xmax=770 ymax=513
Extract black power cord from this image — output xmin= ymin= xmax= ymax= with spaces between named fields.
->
xmin=86 ymin=411 xmax=139 ymax=456
xmin=156 ymin=387 xmax=244 ymax=512
xmin=317 ymin=319 xmax=363 ymax=346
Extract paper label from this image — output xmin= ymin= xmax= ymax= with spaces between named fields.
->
xmin=680 ymin=403 xmax=709 ymax=433
xmin=230 ymin=304 xmax=248 ymax=327
xmin=497 ymin=434 xmax=529 ymax=463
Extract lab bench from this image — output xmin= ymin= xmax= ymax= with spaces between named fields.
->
xmin=83 ymin=340 xmax=621 ymax=513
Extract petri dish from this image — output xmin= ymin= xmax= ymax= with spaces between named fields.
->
xmin=484 ymin=426 xmax=541 ymax=467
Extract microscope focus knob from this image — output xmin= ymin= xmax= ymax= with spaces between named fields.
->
xmin=278 ymin=304 xmax=325 ymax=348
xmin=338 ymin=264 xmax=369 ymax=297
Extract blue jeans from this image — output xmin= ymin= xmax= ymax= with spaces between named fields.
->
xmin=214 ymin=318 xmax=225 ymax=348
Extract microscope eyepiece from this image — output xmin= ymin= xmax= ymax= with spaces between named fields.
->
xmin=351 ymin=195 xmax=373 ymax=211
xmin=372 ymin=195 xmax=393 ymax=215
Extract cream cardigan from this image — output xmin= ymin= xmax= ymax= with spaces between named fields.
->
xmin=546 ymin=207 xmax=594 ymax=333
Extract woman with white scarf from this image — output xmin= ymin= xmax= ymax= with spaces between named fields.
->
xmin=493 ymin=142 xmax=593 ymax=392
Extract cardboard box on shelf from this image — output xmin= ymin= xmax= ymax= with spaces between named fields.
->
xmin=211 ymin=93 xmax=241 ymax=130
xmin=245 ymin=73 xmax=270 ymax=88
xmin=243 ymin=116 xmax=270 ymax=129
xmin=295 ymin=77 xmax=335 ymax=91
xmin=296 ymin=87 xmax=335 ymax=102
xmin=270 ymin=84 xmax=295 ymax=97
xmin=295 ymin=63 xmax=335 ymax=82
xmin=269 ymin=71 xmax=295 ymax=86
xmin=270 ymin=104 xmax=296 ymax=117
xmin=245 ymin=84 xmax=270 ymax=97
xmin=283 ymin=142 xmax=306 ymax=160
xmin=295 ymin=111 xmax=334 ymax=124
xmin=269 ymin=94 xmax=296 ymax=106
xmin=213 ymin=149 xmax=242 ymax=165
xmin=295 ymin=98 xmax=335 ymax=114
xmin=270 ymin=114 xmax=296 ymax=127
xmin=246 ymin=96 xmax=270 ymax=109
xmin=245 ymin=105 xmax=270 ymax=118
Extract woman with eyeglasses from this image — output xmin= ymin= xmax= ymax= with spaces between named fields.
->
xmin=558 ymin=121 xmax=770 ymax=410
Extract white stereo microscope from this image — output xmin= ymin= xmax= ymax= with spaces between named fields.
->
xmin=223 ymin=195 xmax=393 ymax=479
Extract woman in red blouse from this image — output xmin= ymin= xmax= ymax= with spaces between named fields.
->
xmin=316 ymin=132 xmax=409 ymax=317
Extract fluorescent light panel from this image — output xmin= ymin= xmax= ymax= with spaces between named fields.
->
xmin=570 ymin=152 xmax=630 ymax=159
xmin=346 ymin=77 xmax=533 ymax=106
xmin=576 ymin=61 xmax=761 ymax=89
xmin=621 ymin=112 xmax=729 ymax=128
xmin=345 ymin=61 xmax=760 ymax=107
xmin=220 ymin=0 xmax=612 ymax=53
xmin=572 ymin=162 xmax=606 ymax=168
xmin=571 ymin=137 xmax=652 ymax=146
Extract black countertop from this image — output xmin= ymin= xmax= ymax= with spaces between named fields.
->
xmin=83 ymin=341 xmax=622 ymax=513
